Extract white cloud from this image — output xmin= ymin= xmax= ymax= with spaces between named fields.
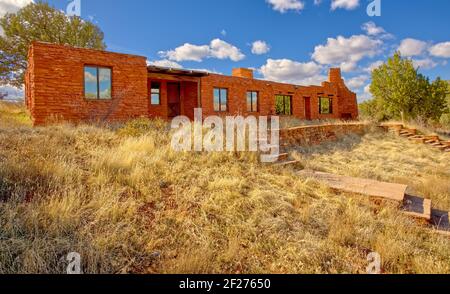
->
xmin=251 ymin=40 xmax=270 ymax=55
xmin=412 ymin=58 xmax=438 ymax=70
xmin=259 ymin=58 xmax=324 ymax=85
xmin=331 ymin=0 xmax=359 ymax=10
xmin=84 ymin=71 xmax=97 ymax=83
xmin=0 ymin=0 xmax=33 ymax=35
xmin=364 ymin=60 xmax=384 ymax=72
xmin=159 ymin=39 xmax=245 ymax=62
xmin=340 ymin=61 xmax=357 ymax=73
xmin=0 ymin=0 xmax=32 ymax=16
xmin=398 ymin=38 xmax=428 ymax=57
xmin=210 ymin=39 xmax=245 ymax=61
xmin=346 ymin=75 xmax=369 ymax=90
xmin=314 ymin=0 xmax=322 ymax=5
xmin=429 ymin=42 xmax=450 ymax=58
xmin=312 ymin=35 xmax=382 ymax=70
xmin=0 ymin=84 xmax=24 ymax=100
xmin=357 ymin=83 xmax=372 ymax=101
xmin=361 ymin=22 xmax=384 ymax=36
xmin=159 ymin=43 xmax=210 ymax=62
xmin=147 ymin=59 xmax=183 ymax=69
xmin=220 ymin=29 xmax=227 ymax=37
xmin=266 ymin=0 xmax=305 ymax=13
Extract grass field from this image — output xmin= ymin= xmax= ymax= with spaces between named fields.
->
xmin=0 ymin=101 xmax=449 ymax=274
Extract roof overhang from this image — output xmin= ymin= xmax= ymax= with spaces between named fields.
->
xmin=147 ymin=65 xmax=209 ymax=77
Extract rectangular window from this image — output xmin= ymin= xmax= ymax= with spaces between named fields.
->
xmin=214 ymin=88 xmax=228 ymax=112
xmin=151 ymin=83 xmax=161 ymax=105
xmin=319 ymin=97 xmax=333 ymax=114
xmin=247 ymin=91 xmax=258 ymax=112
xmin=84 ymin=66 xmax=112 ymax=99
xmin=275 ymin=95 xmax=292 ymax=115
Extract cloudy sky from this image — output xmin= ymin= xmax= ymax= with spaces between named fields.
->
xmin=1 ymin=0 xmax=450 ymax=101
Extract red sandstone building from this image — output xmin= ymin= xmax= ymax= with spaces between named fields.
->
xmin=25 ymin=42 xmax=358 ymax=125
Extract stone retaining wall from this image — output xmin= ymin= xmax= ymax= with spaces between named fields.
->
xmin=280 ymin=123 xmax=369 ymax=146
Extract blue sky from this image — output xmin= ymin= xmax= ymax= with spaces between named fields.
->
xmin=2 ymin=0 xmax=450 ymax=101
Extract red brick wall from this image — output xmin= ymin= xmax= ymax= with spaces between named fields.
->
xmin=148 ymin=79 xmax=169 ymax=119
xmin=26 ymin=42 xmax=148 ymax=125
xmin=26 ymin=43 xmax=358 ymax=125
xmin=181 ymin=82 xmax=198 ymax=120
xmin=199 ymin=69 xmax=358 ymax=120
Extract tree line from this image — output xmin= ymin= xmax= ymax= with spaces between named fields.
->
xmin=360 ymin=53 xmax=450 ymax=127
xmin=0 ymin=1 xmax=105 ymax=90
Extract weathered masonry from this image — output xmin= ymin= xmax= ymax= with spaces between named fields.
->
xmin=25 ymin=42 xmax=358 ymax=125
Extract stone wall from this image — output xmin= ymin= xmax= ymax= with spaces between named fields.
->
xmin=26 ymin=42 xmax=148 ymax=125
xmin=25 ymin=42 xmax=359 ymax=125
xmin=280 ymin=123 xmax=369 ymax=146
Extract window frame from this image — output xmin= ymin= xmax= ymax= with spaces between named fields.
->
xmin=275 ymin=95 xmax=292 ymax=116
xmin=83 ymin=65 xmax=112 ymax=100
xmin=213 ymin=87 xmax=228 ymax=112
xmin=319 ymin=96 xmax=333 ymax=114
xmin=246 ymin=91 xmax=259 ymax=112
xmin=150 ymin=82 xmax=161 ymax=105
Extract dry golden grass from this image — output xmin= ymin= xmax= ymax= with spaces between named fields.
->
xmin=298 ymin=129 xmax=450 ymax=210
xmin=0 ymin=102 xmax=449 ymax=274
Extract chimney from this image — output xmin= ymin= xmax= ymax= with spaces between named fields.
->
xmin=232 ymin=68 xmax=253 ymax=79
xmin=328 ymin=68 xmax=342 ymax=84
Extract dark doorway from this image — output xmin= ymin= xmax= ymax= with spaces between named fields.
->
xmin=167 ymin=83 xmax=181 ymax=118
xmin=341 ymin=113 xmax=353 ymax=120
xmin=304 ymin=97 xmax=311 ymax=120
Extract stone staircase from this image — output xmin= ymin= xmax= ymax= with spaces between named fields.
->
xmin=263 ymin=123 xmax=450 ymax=235
xmin=381 ymin=123 xmax=450 ymax=153
xmin=298 ymin=170 xmax=450 ymax=237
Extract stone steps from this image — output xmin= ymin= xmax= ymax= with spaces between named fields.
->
xmin=431 ymin=210 xmax=450 ymax=236
xmin=382 ymin=124 xmax=450 ymax=153
xmin=402 ymin=194 xmax=432 ymax=221
xmin=298 ymin=170 xmax=407 ymax=202
xmin=298 ymin=169 xmax=450 ymax=237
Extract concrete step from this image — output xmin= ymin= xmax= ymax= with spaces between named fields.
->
xmin=425 ymin=139 xmax=440 ymax=144
xmin=423 ymin=135 xmax=440 ymax=141
xmin=410 ymin=137 xmax=427 ymax=144
xmin=401 ymin=195 xmax=432 ymax=221
xmin=298 ymin=170 xmax=407 ymax=202
xmin=400 ymin=133 xmax=415 ymax=138
xmin=431 ymin=209 xmax=450 ymax=236
xmin=400 ymin=129 xmax=417 ymax=135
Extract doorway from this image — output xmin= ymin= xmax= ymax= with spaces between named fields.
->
xmin=304 ymin=97 xmax=311 ymax=120
xmin=167 ymin=82 xmax=181 ymax=118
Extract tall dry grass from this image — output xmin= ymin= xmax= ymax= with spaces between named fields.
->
xmin=297 ymin=129 xmax=450 ymax=210
xmin=0 ymin=103 xmax=449 ymax=273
